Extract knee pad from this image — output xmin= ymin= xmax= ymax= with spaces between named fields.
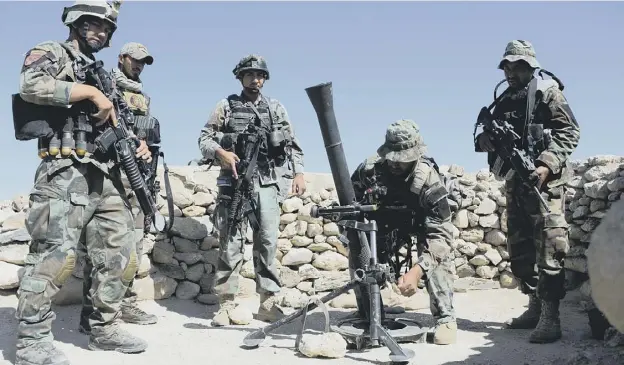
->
xmin=52 ymin=250 xmax=76 ymax=287
xmin=121 ymin=250 xmax=138 ymax=284
xmin=34 ymin=249 xmax=77 ymax=287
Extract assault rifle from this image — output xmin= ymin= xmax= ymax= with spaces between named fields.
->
xmin=133 ymin=115 xmax=175 ymax=234
xmin=474 ymin=88 xmax=551 ymax=213
xmin=220 ymin=122 xmax=266 ymax=241
xmin=84 ymin=60 xmax=172 ymax=232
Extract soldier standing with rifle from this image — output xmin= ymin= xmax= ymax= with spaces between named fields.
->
xmin=474 ymin=40 xmax=580 ymax=343
xmin=350 ymin=119 xmax=458 ymax=345
xmin=11 ymin=1 xmax=150 ymax=364
xmin=79 ymin=42 xmax=160 ymax=333
xmin=198 ymin=54 xmax=306 ymax=327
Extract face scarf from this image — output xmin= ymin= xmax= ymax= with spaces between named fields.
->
xmin=111 ymin=67 xmax=143 ymax=93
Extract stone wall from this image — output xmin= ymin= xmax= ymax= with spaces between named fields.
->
xmin=0 ymin=156 xmax=622 ymax=315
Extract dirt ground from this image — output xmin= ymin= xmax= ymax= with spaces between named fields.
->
xmin=0 ymin=288 xmax=621 ymax=365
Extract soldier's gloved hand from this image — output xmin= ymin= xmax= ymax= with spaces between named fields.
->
xmin=136 ymin=140 xmax=152 ymax=163
xmin=90 ymin=89 xmax=117 ymax=127
xmin=476 ymin=132 xmax=496 ymax=152
xmin=216 ymin=148 xmax=240 ymax=179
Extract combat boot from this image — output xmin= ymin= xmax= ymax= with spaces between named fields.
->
xmin=256 ymin=292 xmax=285 ymax=323
xmin=529 ymin=300 xmax=562 ymax=343
xmin=88 ymin=323 xmax=148 ymax=353
xmin=211 ymin=294 xmax=236 ymax=327
xmin=433 ymin=321 xmax=457 ymax=345
xmin=505 ymin=293 xmax=541 ymax=329
xmin=15 ymin=342 xmax=70 ymax=365
xmin=120 ymin=302 xmax=158 ymax=325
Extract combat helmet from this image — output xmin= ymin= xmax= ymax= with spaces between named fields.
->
xmin=377 ymin=119 xmax=427 ymax=163
xmin=232 ymin=54 xmax=270 ymax=80
xmin=61 ymin=0 xmax=122 ymax=49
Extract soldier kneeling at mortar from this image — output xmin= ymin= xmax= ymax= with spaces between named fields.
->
xmin=350 ymin=119 xmax=458 ymax=345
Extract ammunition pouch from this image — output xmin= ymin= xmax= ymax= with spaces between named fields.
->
xmin=216 ymin=175 xmax=235 ymax=200
xmin=12 ymin=93 xmax=67 ymax=141
xmin=220 ymin=133 xmax=237 ymax=151
xmin=268 ymin=124 xmax=292 ymax=161
xmin=527 ymin=124 xmax=552 ymax=158
xmin=133 ymin=115 xmax=161 ymax=146
xmin=269 ymin=124 xmax=292 ymax=150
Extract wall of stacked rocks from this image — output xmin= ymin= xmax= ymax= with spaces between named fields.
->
xmin=0 ymin=156 xmax=622 ymax=319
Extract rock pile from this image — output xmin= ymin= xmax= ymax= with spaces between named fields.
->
xmin=562 ymin=155 xmax=624 ymax=339
xmin=0 ymin=158 xmax=621 ymax=321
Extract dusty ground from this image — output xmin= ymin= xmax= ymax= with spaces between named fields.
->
xmin=0 ymin=288 xmax=620 ymax=365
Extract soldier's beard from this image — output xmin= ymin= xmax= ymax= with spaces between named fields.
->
xmin=86 ymin=39 xmax=103 ymax=53
xmin=243 ymin=86 xmax=261 ymax=100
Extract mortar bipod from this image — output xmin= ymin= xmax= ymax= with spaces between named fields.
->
xmin=294 ymin=296 xmax=331 ymax=352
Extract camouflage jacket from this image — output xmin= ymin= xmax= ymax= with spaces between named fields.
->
xmin=351 ymin=154 xmax=455 ymax=275
xmin=476 ymin=78 xmax=580 ymax=187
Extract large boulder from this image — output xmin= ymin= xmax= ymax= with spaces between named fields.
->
xmin=587 ymin=198 xmax=624 ymax=333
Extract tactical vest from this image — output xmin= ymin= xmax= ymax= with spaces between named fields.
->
xmin=225 ymin=94 xmax=273 ymax=165
xmin=226 ymin=94 xmax=283 ymax=185
xmin=117 ymin=87 xmax=160 ymax=146
xmin=369 ymin=158 xmax=428 ymax=213
xmin=225 ymin=94 xmax=272 ymax=137
xmin=488 ymin=77 xmax=558 ymax=179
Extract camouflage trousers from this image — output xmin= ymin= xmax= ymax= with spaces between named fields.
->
xmin=212 ymin=182 xmax=281 ymax=297
xmin=505 ymin=177 xmax=569 ymax=301
xmin=16 ymin=158 xmax=137 ymax=349
xmin=424 ymin=258 xmax=456 ymax=324
xmin=79 ymin=175 xmax=146 ymax=325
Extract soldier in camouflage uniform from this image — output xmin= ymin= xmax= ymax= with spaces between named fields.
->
xmin=13 ymin=2 xmax=150 ymax=364
xmin=198 ymin=54 xmax=306 ymax=326
xmin=474 ymin=40 xmax=580 ymax=343
xmin=351 ymin=119 xmax=457 ymax=345
xmin=79 ymin=42 xmax=159 ymax=333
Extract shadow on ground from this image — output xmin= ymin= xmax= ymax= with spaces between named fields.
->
xmin=170 ymin=289 xmax=623 ymax=365
xmin=0 ymin=289 xmax=95 ymax=365
xmin=437 ymin=291 xmax=622 ymax=365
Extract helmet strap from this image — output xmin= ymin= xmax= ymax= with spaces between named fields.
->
xmin=71 ymin=18 xmax=107 ymax=54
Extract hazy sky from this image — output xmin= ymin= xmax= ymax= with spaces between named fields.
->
xmin=0 ymin=1 xmax=621 ymax=196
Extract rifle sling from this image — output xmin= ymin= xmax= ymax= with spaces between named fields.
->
xmin=248 ymin=98 xmax=271 ymax=130
xmin=159 ymin=150 xmax=175 ymax=234
xmin=524 ymin=77 xmax=539 ymax=144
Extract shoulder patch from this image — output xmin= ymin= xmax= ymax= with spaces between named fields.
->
xmin=409 ymin=160 xmax=432 ymax=195
xmin=23 ymin=50 xmax=47 ymax=66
